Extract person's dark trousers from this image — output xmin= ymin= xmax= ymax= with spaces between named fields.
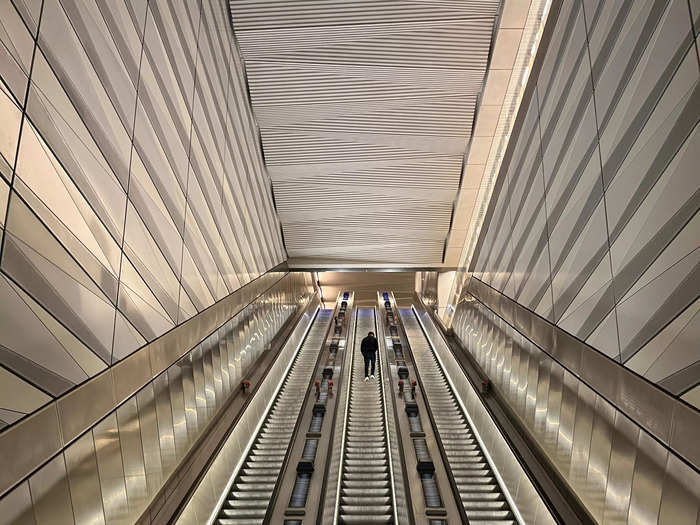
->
xmin=363 ymin=351 xmax=376 ymax=377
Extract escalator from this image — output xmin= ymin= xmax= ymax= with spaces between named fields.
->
xmin=400 ymin=308 xmax=517 ymax=525
xmin=215 ymin=309 xmax=332 ymax=524
xmin=335 ymin=308 xmax=398 ymax=524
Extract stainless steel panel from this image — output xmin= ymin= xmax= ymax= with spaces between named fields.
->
xmin=209 ymin=332 xmax=224 ymax=408
xmin=29 ymin=454 xmax=74 ymax=525
xmin=657 ymin=453 xmax=700 ymax=525
xmin=115 ymin=396 xmax=148 ymax=518
xmin=0 ymin=270 xmax=303 ymax=503
xmin=64 ymin=430 xmax=105 ymax=525
xmin=534 ymin=349 xmax=551 ymax=436
xmin=525 ymin=340 xmax=541 ymax=428
xmin=153 ymin=373 xmax=176 ymax=478
xmin=192 ymin=344 xmax=209 ymax=425
xmin=468 ymin=277 xmax=700 ymax=468
xmin=569 ymin=382 xmax=595 ymax=490
xmin=603 ymin=412 xmax=638 ymax=524
xmin=229 ymin=318 xmax=242 ymax=387
xmin=617 ymin=370 xmax=674 ymax=446
xmin=627 ymin=432 xmax=667 ymax=525
xmin=580 ymin=343 xmax=620 ymax=410
xmin=0 ymin=481 xmax=35 ymax=525
xmin=504 ymin=325 xmax=517 ymax=399
xmin=135 ymin=383 xmax=163 ymax=497
xmin=219 ymin=320 xmax=233 ymax=394
xmin=240 ymin=306 xmax=252 ymax=374
xmin=58 ymin=369 xmax=116 ymax=445
xmin=545 ymin=361 xmax=564 ymax=450
xmin=216 ymin=324 xmax=231 ymax=398
xmin=670 ymin=401 xmax=700 ymax=469
xmin=179 ymin=354 xmax=199 ymax=440
xmin=167 ymin=364 xmax=188 ymax=457
xmin=226 ymin=319 xmax=241 ymax=390
xmin=585 ymin=395 xmax=615 ymax=523
xmin=489 ymin=315 xmax=501 ymax=379
xmin=147 ymin=272 xmax=288 ymax=379
xmin=93 ymin=413 xmax=128 ymax=524
xmin=0 ymin=403 xmax=62 ymax=497
xmin=176 ymin=300 xmax=320 ymax=524
xmin=557 ymin=370 xmax=579 ymax=473
xmin=0 ymin=270 xmax=312 ymax=523
xmin=496 ymin=313 xmax=509 ymax=388
xmin=111 ymin=346 xmax=151 ymax=406
xmin=452 ymin=282 xmax=700 ymax=525
xmin=517 ymin=336 xmax=531 ymax=415
xmin=411 ymin=306 xmax=556 ymax=525
xmin=201 ymin=336 xmax=216 ymax=417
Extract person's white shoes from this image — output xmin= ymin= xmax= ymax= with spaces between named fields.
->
xmin=371 ymin=375 xmax=375 ymax=380
xmin=364 ymin=376 xmax=369 ymax=382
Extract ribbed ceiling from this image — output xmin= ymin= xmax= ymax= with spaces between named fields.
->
xmin=229 ymin=0 xmax=502 ymax=264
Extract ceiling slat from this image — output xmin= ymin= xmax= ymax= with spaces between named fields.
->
xmin=229 ymin=0 xmax=500 ymax=264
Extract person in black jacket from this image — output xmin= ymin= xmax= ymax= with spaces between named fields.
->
xmin=360 ymin=331 xmax=379 ymax=381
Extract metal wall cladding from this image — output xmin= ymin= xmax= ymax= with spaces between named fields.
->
xmin=412 ymin=307 xmax=556 ymax=525
xmin=417 ymin=271 xmax=439 ymax=309
xmin=176 ymin=295 xmax=322 ymax=524
xmin=0 ymin=0 xmax=287 ymax=433
xmin=452 ymin=294 xmax=700 ymax=524
xmin=466 ymin=0 xmax=700 ymax=408
xmin=0 ymin=272 xmax=314 ymax=525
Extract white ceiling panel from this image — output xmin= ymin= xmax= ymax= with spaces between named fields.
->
xmin=229 ymin=0 xmax=502 ymax=264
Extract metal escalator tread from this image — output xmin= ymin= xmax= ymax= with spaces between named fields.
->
xmin=401 ymin=312 xmax=516 ymax=525
xmin=215 ymin=310 xmax=331 ymax=525
xmin=339 ymin=309 xmax=393 ymax=524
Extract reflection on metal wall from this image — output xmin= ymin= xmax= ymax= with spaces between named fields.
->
xmin=466 ymin=0 xmax=700 ymax=407
xmin=0 ymin=272 xmax=313 ymax=525
xmin=452 ymin=293 xmax=700 ymax=524
xmin=0 ymin=0 xmax=286 ymax=428
xmin=176 ymin=298 xmax=323 ymax=524
xmin=411 ymin=306 xmax=556 ymax=525
xmin=416 ymin=271 xmax=438 ymax=309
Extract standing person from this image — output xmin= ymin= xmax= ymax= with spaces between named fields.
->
xmin=361 ymin=331 xmax=379 ymax=381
